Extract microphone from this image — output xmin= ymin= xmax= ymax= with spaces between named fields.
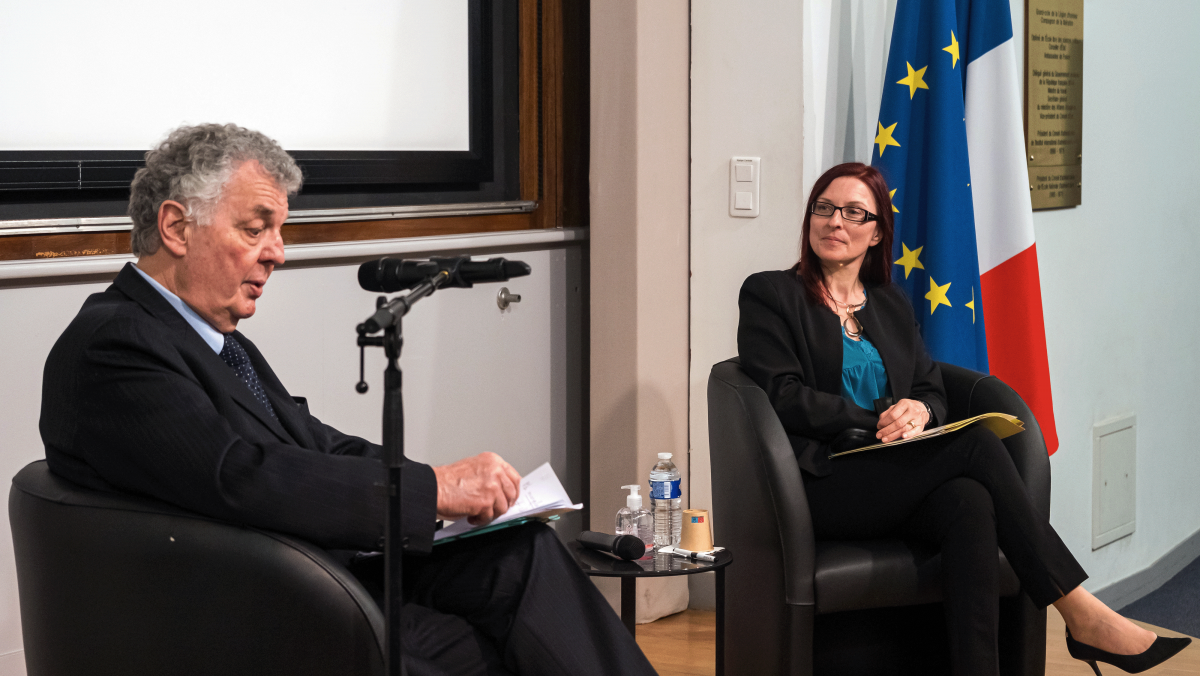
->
xmin=358 ymin=258 xmax=440 ymax=292
xmin=576 ymin=531 xmax=646 ymax=561
xmin=434 ymin=256 xmax=532 ymax=289
xmin=357 ymin=257 xmax=531 ymax=292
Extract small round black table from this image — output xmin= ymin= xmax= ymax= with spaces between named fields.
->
xmin=568 ymin=542 xmax=733 ymax=676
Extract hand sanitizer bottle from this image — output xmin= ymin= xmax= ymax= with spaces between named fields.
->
xmin=616 ymin=484 xmax=654 ymax=551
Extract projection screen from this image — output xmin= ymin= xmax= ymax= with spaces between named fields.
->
xmin=0 ymin=0 xmax=471 ymax=151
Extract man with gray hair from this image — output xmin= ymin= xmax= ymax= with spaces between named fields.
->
xmin=41 ymin=124 xmax=655 ymax=676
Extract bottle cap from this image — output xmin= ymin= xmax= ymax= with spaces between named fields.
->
xmin=658 ymin=452 xmax=672 ymax=460
xmin=621 ymin=484 xmax=643 ymax=509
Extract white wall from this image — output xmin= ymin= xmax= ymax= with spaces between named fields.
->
xmin=688 ymin=0 xmax=809 ymax=608
xmin=690 ymin=0 xmax=1200 ymax=608
xmin=1010 ymin=0 xmax=1200 ymax=590
xmin=0 ymin=240 xmax=583 ymax=674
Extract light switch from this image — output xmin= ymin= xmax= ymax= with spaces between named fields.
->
xmin=729 ymin=157 xmax=761 ymax=218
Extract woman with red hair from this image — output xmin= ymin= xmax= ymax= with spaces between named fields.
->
xmin=737 ymin=162 xmax=1188 ymax=675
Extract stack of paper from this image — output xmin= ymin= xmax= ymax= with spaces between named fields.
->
xmin=829 ymin=412 xmax=1025 ymax=458
xmin=433 ymin=462 xmax=583 ymax=541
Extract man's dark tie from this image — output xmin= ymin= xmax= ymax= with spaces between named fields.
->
xmin=219 ymin=334 xmax=277 ymax=419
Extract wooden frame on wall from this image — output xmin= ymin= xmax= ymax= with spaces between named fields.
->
xmin=0 ymin=0 xmax=588 ymax=263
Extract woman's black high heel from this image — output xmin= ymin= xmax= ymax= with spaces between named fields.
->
xmin=1065 ymin=628 xmax=1191 ymax=674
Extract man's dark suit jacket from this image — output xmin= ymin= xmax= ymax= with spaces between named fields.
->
xmin=737 ymin=267 xmax=948 ymax=477
xmin=41 ymin=263 xmax=436 ymax=553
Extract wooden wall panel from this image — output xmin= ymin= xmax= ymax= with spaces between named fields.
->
xmin=539 ymin=0 xmax=564 ymax=230
xmin=520 ymin=0 xmax=542 ymax=203
xmin=560 ymin=0 xmax=590 ymax=228
xmin=280 ymin=212 xmax=538 ymax=246
xmin=0 ymin=215 xmax=540 ymax=262
xmin=0 ymin=232 xmax=130 ymax=262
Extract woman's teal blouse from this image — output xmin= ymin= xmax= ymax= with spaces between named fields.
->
xmin=841 ymin=329 xmax=889 ymax=410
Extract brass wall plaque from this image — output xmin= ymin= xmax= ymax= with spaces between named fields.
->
xmin=1025 ymin=0 xmax=1083 ymax=210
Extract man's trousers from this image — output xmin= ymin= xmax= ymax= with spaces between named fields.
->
xmin=348 ymin=521 xmax=658 ymax=676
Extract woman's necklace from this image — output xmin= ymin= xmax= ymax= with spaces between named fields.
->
xmin=827 ymin=288 xmax=866 ymax=338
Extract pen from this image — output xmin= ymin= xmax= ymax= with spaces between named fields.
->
xmin=669 ymin=547 xmax=717 ymax=563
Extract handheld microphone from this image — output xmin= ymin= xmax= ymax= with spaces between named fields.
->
xmin=357 ymin=257 xmax=531 ymax=292
xmin=576 ymin=531 xmax=647 ymax=561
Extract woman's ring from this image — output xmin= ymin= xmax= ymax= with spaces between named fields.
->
xmin=907 ymin=420 xmax=916 ymax=429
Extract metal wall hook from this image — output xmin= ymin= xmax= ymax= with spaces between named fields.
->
xmin=497 ymin=287 xmax=522 ymax=310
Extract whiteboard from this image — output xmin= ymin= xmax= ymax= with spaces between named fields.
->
xmin=0 ymin=0 xmax=471 ymax=151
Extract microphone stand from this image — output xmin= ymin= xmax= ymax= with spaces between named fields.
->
xmin=356 ymin=271 xmax=449 ymax=676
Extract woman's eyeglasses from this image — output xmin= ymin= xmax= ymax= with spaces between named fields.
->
xmin=810 ymin=202 xmax=879 ymax=223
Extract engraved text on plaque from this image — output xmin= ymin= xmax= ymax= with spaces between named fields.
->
xmin=1025 ymin=0 xmax=1083 ymax=210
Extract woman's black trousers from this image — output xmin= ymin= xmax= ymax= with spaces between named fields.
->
xmin=802 ymin=426 xmax=1087 ymax=676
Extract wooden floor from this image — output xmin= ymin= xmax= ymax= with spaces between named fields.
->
xmin=637 ymin=607 xmax=1199 ymax=675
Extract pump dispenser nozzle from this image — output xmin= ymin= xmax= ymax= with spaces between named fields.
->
xmin=621 ymin=484 xmax=643 ymax=509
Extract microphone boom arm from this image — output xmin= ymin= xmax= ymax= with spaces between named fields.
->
xmin=359 ymin=270 xmax=450 ymax=335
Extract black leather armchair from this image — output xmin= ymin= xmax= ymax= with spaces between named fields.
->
xmin=9 ymin=460 xmax=384 ymax=676
xmin=708 ymin=359 xmax=1049 ymax=675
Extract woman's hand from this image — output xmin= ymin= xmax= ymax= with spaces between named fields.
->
xmin=876 ymin=398 xmax=931 ymax=443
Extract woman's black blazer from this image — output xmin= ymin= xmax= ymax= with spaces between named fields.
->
xmin=737 ymin=267 xmax=948 ymax=476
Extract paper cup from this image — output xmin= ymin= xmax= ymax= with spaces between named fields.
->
xmin=679 ymin=509 xmax=713 ymax=552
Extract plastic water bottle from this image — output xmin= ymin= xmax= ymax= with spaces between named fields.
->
xmin=649 ymin=453 xmax=682 ymax=548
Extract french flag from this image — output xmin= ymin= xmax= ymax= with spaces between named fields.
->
xmin=964 ymin=1 xmax=1060 ymax=453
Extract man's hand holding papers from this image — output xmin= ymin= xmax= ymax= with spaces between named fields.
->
xmin=433 ymin=452 xmax=523 ymax=525
xmin=435 ymin=462 xmax=582 ymax=542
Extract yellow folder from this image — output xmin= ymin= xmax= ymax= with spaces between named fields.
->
xmin=829 ymin=412 xmax=1025 ymax=458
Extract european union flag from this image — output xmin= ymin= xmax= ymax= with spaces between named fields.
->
xmin=872 ymin=0 xmax=987 ymax=372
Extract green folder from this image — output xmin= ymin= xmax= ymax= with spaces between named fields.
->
xmin=433 ymin=514 xmax=561 ymax=545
